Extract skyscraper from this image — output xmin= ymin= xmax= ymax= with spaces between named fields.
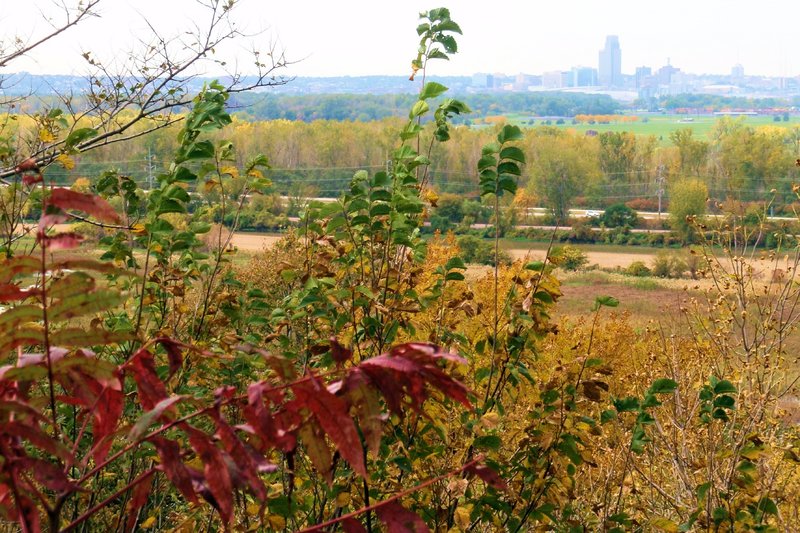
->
xmin=599 ymin=35 xmax=622 ymax=87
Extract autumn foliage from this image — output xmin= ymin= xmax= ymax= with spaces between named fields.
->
xmin=1 ymin=6 xmax=800 ymax=533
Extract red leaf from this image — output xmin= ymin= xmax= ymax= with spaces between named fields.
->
xmin=186 ymin=426 xmax=234 ymax=524
xmin=14 ymin=458 xmax=80 ymax=492
xmin=48 ymin=188 xmax=120 ymax=223
xmin=0 ymin=283 xmax=37 ymax=302
xmin=150 ymin=437 xmax=198 ymax=504
xmin=16 ymin=493 xmax=40 ymax=533
xmin=15 ymin=158 xmax=39 ymax=173
xmin=465 ymin=462 xmax=507 ymax=491
xmin=125 ymin=470 xmax=154 ymax=533
xmin=342 ymin=518 xmax=367 ymax=533
xmin=359 ymin=343 xmax=471 ymax=416
xmin=211 ymin=411 xmax=268 ymax=500
xmin=330 ymin=338 xmax=352 ymax=364
xmin=125 ymin=349 xmax=168 ymax=410
xmin=244 ymin=382 xmax=297 ymax=452
xmin=40 ymin=232 xmax=83 ymax=250
xmin=298 ymin=419 xmax=332 ymax=484
xmin=21 ymin=173 xmax=43 ymax=186
xmin=155 ymin=337 xmax=183 ymax=379
xmin=343 ymin=370 xmax=384 ymax=456
xmin=128 ymin=395 xmax=183 ymax=442
xmin=3 ymin=422 xmax=74 ymax=464
xmin=293 ymin=373 xmax=367 ymax=478
xmin=376 ymin=501 xmax=429 ymax=533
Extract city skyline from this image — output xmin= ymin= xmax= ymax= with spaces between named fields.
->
xmin=2 ymin=0 xmax=799 ymax=80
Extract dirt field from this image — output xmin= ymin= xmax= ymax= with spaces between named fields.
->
xmin=230 ymin=233 xmax=284 ymax=251
xmin=505 ymin=247 xmax=656 ymax=270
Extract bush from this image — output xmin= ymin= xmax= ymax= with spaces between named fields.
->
xmin=651 ymin=250 xmax=688 ymax=278
xmin=625 ymin=260 xmax=651 ymax=277
xmin=553 ymin=244 xmax=589 ymax=271
xmin=601 ymin=203 xmax=638 ymax=228
xmin=457 ymin=235 xmax=511 ymax=266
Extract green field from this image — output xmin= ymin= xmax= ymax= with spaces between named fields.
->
xmin=503 ymin=113 xmax=800 ymax=144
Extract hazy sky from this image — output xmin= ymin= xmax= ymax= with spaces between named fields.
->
xmin=3 ymin=0 xmax=798 ymax=78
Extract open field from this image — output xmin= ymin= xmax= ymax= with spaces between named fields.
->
xmin=503 ymin=113 xmax=800 ymax=143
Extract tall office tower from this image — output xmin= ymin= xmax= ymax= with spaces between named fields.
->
xmin=599 ymin=35 xmax=622 ymax=87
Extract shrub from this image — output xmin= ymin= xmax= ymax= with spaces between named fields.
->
xmin=601 ymin=203 xmax=639 ymax=228
xmin=457 ymin=235 xmax=511 ymax=266
xmin=553 ymin=244 xmax=589 ymax=271
xmin=625 ymin=260 xmax=651 ymax=277
xmin=652 ymin=250 xmax=688 ymax=278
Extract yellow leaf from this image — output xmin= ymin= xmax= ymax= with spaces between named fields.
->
xmin=220 ymin=166 xmax=239 ymax=178
xmin=335 ymin=492 xmax=351 ymax=506
xmin=56 ymin=154 xmax=75 ymax=170
xmin=39 ymin=129 xmax=55 ymax=143
xmin=132 ymin=223 xmax=147 ymax=236
xmin=140 ymin=516 xmax=157 ymax=529
xmin=454 ymin=506 xmax=472 ymax=530
xmin=480 ymin=412 xmax=500 ymax=429
xmin=267 ymin=515 xmax=285 ymax=530
xmin=649 ymin=516 xmax=679 ymax=532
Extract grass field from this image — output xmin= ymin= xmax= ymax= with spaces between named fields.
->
xmin=503 ymin=113 xmax=800 ymax=144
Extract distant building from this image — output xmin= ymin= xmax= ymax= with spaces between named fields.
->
xmin=471 ymin=73 xmax=494 ymax=89
xmin=657 ymin=62 xmax=680 ymax=85
xmin=635 ymin=66 xmax=652 ymax=89
xmin=731 ymin=63 xmax=744 ymax=80
xmin=542 ymin=71 xmax=566 ymax=89
xmin=571 ymin=66 xmax=598 ymax=87
xmin=598 ymin=35 xmax=622 ymax=87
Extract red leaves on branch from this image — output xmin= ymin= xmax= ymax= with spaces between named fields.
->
xmin=376 ymin=501 xmax=430 ymax=532
xmin=125 ymin=470 xmax=154 ymax=533
xmin=330 ymin=337 xmax=352 ymax=364
xmin=341 ymin=517 xmax=368 ymax=533
xmin=14 ymin=158 xmax=39 ymax=174
xmin=47 ymin=188 xmax=120 ymax=223
xmin=150 ymin=437 xmax=198 ymax=504
xmin=465 ymin=461 xmax=508 ymax=491
xmin=125 ymin=349 xmax=168 ymax=410
xmin=40 ymin=232 xmax=83 ymax=250
xmin=185 ymin=426 xmax=234 ymax=524
xmin=293 ymin=373 xmax=367 ymax=479
xmin=357 ymin=343 xmax=470 ymax=416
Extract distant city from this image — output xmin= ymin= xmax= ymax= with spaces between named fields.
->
xmin=3 ymin=35 xmax=799 ymax=102
xmin=465 ymin=35 xmax=800 ymax=102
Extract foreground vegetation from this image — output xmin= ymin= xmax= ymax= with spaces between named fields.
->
xmin=0 ymin=5 xmax=799 ymax=532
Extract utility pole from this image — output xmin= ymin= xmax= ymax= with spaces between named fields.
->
xmin=656 ymin=165 xmax=665 ymax=220
xmin=147 ymin=147 xmax=154 ymax=190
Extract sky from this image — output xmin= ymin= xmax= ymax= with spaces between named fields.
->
xmin=2 ymin=0 xmax=799 ymax=79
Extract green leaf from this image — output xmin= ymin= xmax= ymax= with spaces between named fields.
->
xmin=713 ymin=379 xmax=737 ymax=395
xmin=595 ymin=295 xmax=619 ymax=308
xmin=497 ymin=124 xmax=523 ymax=143
xmin=473 ymin=435 xmax=502 ymax=451
xmin=648 ymin=378 xmax=678 ymax=395
xmin=499 ymin=145 xmax=526 ymax=163
xmin=420 ymin=82 xmax=448 ymax=100
xmin=64 ymin=127 xmax=98 ymax=149
xmin=409 ymin=100 xmax=429 ymax=118
xmin=600 ymin=409 xmax=618 ymax=423
xmin=613 ymin=396 xmax=640 ymax=412
xmin=445 ymin=272 xmax=465 ymax=282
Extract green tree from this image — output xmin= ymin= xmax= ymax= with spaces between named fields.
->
xmin=669 ymin=178 xmax=708 ymax=242
xmin=601 ymin=203 xmax=638 ymax=228
xmin=527 ymin=131 xmax=600 ymax=224
xmin=669 ymin=128 xmax=709 ymax=177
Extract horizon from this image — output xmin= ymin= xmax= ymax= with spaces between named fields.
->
xmin=1 ymin=0 xmax=798 ymax=80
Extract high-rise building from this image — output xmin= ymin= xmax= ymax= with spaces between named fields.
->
xmin=731 ymin=64 xmax=744 ymax=79
xmin=635 ymin=66 xmax=652 ymax=89
xmin=598 ymin=35 xmax=622 ymax=87
xmin=571 ymin=66 xmax=598 ymax=87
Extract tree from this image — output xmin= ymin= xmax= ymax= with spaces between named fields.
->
xmin=601 ymin=203 xmax=638 ymax=228
xmin=669 ymin=128 xmax=709 ymax=177
xmin=527 ymin=130 xmax=600 ymax=224
xmin=0 ymin=1 xmax=288 ymax=182
xmin=669 ymin=178 xmax=708 ymax=242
